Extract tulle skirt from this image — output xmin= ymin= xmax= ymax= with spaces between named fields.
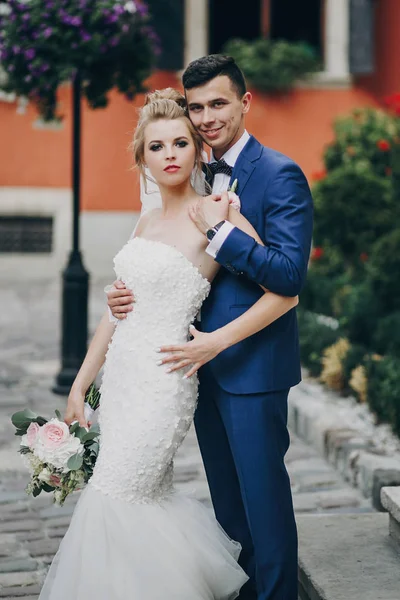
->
xmin=39 ymin=485 xmax=249 ymax=599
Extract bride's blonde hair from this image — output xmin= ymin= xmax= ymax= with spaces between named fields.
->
xmin=132 ymin=88 xmax=204 ymax=183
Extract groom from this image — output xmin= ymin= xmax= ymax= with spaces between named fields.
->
xmin=108 ymin=55 xmax=313 ymax=599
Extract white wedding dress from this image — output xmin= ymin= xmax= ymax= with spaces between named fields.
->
xmin=39 ymin=236 xmax=248 ymax=600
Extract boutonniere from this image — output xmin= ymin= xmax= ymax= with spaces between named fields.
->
xmin=228 ymin=179 xmax=238 ymax=194
xmin=227 ymin=179 xmax=241 ymax=212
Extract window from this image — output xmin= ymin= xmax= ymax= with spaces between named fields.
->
xmin=270 ymin=0 xmax=323 ymax=57
xmin=0 ymin=216 xmax=53 ymax=253
xmin=208 ymin=0 xmax=262 ymax=54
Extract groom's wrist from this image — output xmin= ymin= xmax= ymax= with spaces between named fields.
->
xmin=206 ymin=220 xmax=226 ymax=242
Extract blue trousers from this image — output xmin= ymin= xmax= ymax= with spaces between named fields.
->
xmin=194 ymin=366 xmax=298 ymax=600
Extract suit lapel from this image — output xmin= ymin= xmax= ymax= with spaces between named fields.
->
xmin=229 ymin=135 xmax=263 ymax=197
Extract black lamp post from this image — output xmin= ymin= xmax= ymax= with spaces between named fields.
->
xmin=53 ymin=71 xmax=89 ymax=395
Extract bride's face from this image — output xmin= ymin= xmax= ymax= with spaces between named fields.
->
xmin=143 ymin=118 xmax=196 ymax=188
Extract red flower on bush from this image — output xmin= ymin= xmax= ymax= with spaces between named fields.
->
xmin=385 ymin=93 xmax=400 ymax=113
xmin=311 ymin=247 xmax=324 ymax=260
xmin=377 ymin=139 xmax=391 ymax=152
xmin=385 ymin=167 xmax=393 ymax=176
xmin=311 ymin=170 xmax=327 ymax=182
xmin=360 ymin=252 xmax=368 ymax=262
xmin=347 ymin=146 xmax=357 ymax=156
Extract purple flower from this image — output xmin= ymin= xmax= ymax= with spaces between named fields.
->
xmin=24 ymin=74 xmax=32 ymax=82
xmin=43 ymin=27 xmax=53 ymax=38
xmin=24 ymin=48 xmax=36 ymax=60
xmin=81 ymin=31 xmax=91 ymax=42
xmin=8 ymin=64 xmax=16 ymax=73
xmin=110 ymin=36 xmax=119 ymax=47
xmin=12 ymin=45 xmax=21 ymax=54
xmin=22 ymin=13 xmax=30 ymax=22
xmin=122 ymin=24 xmax=129 ymax=33
xmin=71 ymin=16 xmax=82 ymax=26
xmin=105 ymin=14 xmax=118 ymax=24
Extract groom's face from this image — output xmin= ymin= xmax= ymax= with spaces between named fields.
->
xmin=186 ymin=76 xmax=251 ymax=159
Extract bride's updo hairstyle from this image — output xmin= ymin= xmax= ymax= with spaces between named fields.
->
xmin=132 ymin=88 xmax=204 ymax=183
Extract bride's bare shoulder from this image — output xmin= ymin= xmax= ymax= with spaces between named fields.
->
xmin=134 ymin=209 xmax=161 ymax=237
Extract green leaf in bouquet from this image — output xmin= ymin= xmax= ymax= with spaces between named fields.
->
xmin=69 ymin=422 xmax=79 ymax=434
xmin=54 ymin=409 xmax=62 ymax=421
xmin=42 ymin=483 xmax=55 ymax=493
xmin=19 ymin=446 xmax=31 ymax=455
xmin=81 ymin=431 xmax=100 ymax=444
xmin=85 ymin=383 xmax=101 ymax=411
xmin=32 ymin=486 xmax=42 ymax=497
xmin=67 ymin=453 xmax=83 ymax=471
xmin=89 ymin=441 xmax=100 ymax=457
xmin=35 ymin=417 xmax=47 ymax=426
xmin=11 ymin=409 xmax=38 ymax=430
xmin=89 ymin=423 xmax=100 ymax=435
xmin=74 ymin=426 xmax=89 ymax=441
xmin=15 ymin=428 xmax=28 ymax=437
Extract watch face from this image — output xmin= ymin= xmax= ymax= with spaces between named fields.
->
xmin=206 ymin=229 xmax=215 ymax=242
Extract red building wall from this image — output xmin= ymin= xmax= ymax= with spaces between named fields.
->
xmin=0 ymin=73 xmax=380 ymax=212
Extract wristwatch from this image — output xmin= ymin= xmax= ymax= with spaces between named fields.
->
xmin=206 ymin=220 xmax=226 ymax=242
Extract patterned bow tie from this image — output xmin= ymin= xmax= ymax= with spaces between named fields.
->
xmin=208 ymin=159 xmax=233 ymax=177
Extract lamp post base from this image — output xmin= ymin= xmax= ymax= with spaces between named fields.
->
xmin=53 ymin=249 xmax=89 ymax=396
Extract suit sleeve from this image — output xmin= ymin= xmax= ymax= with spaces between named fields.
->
xmin=214 ymin=163 xmax=313 ymax=296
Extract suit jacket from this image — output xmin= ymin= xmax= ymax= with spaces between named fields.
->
xmin=200 ymin=135 xmax=313 ymax=394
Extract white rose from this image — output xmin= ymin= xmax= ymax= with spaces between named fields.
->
xmin=38 ymin=467 xmax=52 ymax=484
xmin=35 ymin=434 xmax=83 ymax=472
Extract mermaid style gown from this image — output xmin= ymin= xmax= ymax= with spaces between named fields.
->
xmin=39 ymin=237 xmax=248 ymax=600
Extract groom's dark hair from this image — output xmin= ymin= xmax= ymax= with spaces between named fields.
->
xmin=182 ymin=55 xmax=247 ymax=98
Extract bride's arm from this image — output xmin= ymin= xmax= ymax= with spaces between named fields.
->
xmin=64 ymin=312 xmax=115 ymax=426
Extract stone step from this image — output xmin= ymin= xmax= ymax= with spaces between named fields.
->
xmin=297 ymin=513 xmax=400 ymax=600
xmin=381 ymin=486 xmax=400 ymax=550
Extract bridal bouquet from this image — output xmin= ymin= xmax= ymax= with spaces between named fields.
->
xmin=11 ymin=385 xmax=101 ymax=506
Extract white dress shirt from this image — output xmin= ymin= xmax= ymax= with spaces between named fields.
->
xmin=206 ymin=130 xmax=250 ymax=259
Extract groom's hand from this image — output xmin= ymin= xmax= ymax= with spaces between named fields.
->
xmin=189 ymin=192 xmax=230 ymax=236
xmin=157 ymin=326 xmax=225 ymax=378
xmin=107 ymin=280 xmax=135 ymax=320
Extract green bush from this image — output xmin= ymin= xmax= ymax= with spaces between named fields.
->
xmin=367 ymin=228 xmax=400 ymax=313
xmin=341 ymin=343 xmax=368 ymax=389
xmin=372 ymin=312 xmax=400 ymax=356
xmin=297 ymin=310 xmax=341 ymax=377
xmin=323 ymin=108 xmax=400 ymax=178
xmin=338 ymin=283 xmax=381 ymax=348
xmin=313 ymin=167 xmax=394 ymax=265
xmin=223 ymin=38 xmax=321 ymax=93
xmin=365 ymin=355 xmax=400 ymax=435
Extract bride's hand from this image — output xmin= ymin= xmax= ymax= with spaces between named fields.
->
xmin=157 ymin=326 xmax=225 ymax=378
xmin=65 ymin=387 xmax=87 ymax=427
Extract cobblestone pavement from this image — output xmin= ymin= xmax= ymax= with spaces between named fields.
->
xmin=0 ymin=279 xmax=373 ymax=598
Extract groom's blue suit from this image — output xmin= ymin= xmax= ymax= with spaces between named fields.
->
xmin=194 ymin=135 xmax=313 ymax=600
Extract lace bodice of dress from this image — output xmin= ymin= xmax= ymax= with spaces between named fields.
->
xmin=114 ymin=237 xmax=210 ymax=346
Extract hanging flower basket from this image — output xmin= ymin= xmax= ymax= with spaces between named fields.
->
xmin=0 ymin=0 xmax=159 ymax=121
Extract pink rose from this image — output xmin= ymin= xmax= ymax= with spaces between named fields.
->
xmin=26 ymin=422 xmax=40 ymax=448
xmin=49 ymin=474 xmax=62 ymax=487
xmin=39 ymin=419 xmax=70 ymax=449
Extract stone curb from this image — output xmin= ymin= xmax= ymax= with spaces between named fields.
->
xmin=289 ymin=378 xmax=400 ymax=511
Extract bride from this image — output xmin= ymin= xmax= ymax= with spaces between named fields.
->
xmin=39 ymin=91 xmax=298 ymax=599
